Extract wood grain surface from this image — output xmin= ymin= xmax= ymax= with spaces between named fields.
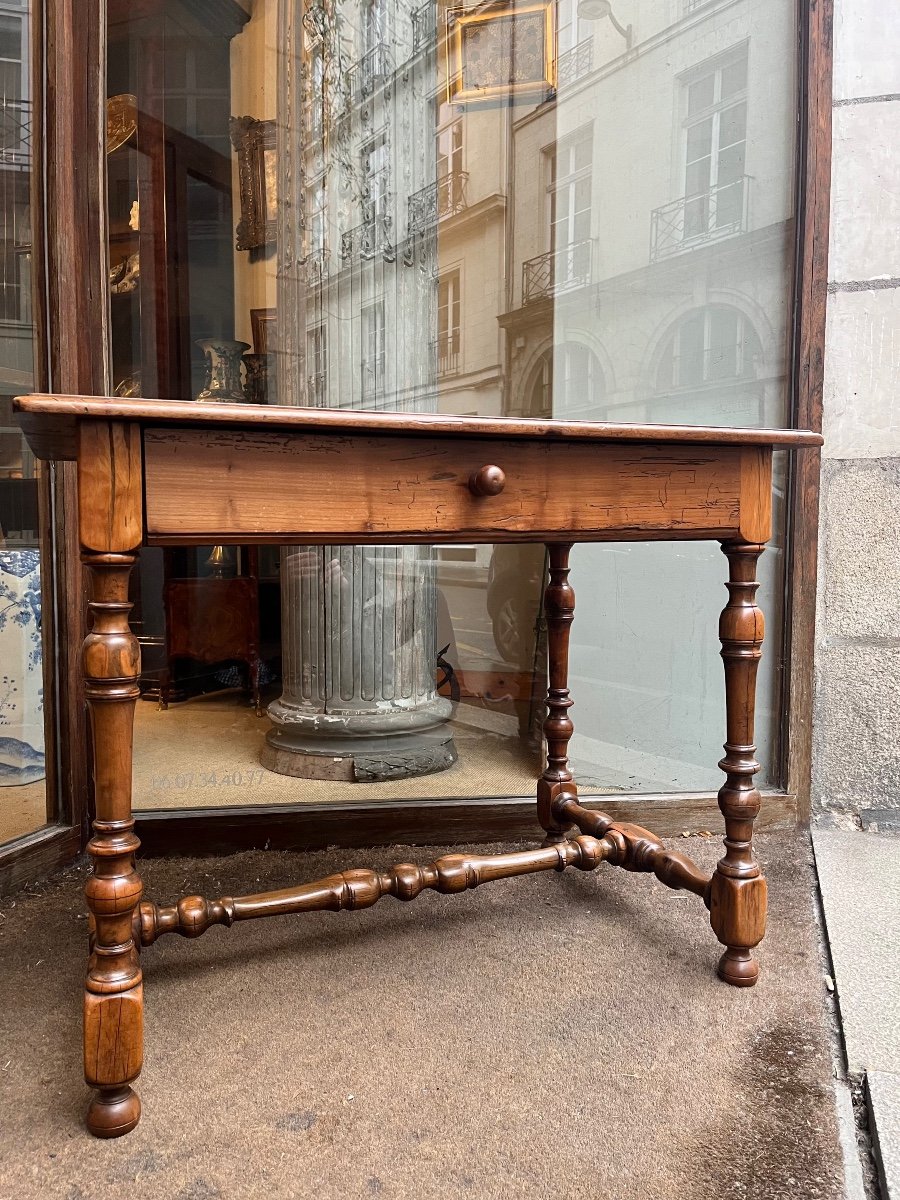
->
xmin=142 ymin=427 xmax=753 ymax=543
xmin=13 ymin=392 xmax=824 ymax=462
xmin=77 ymin=422 xmax=143 ymax=553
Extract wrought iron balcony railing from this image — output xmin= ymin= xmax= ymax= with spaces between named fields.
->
xmin=407 ymin=172 xmax=469 ymax=233
xmin=341 ymin=224 xmax=370 ymax=261
xmin=304 ymin=250 xmax=328 ymax=286
xmin=431 ymin=335 xmax=460 ymax=377
xmin=361 ymin=353 xmax=386 ymax=398
xmin=306 ymin=371 xmax=327 ymax=405
xmin=650 ymin=176 xmax=749 ymax=262
xmin=341 ymin=210 xmax=394 ymax=262
xmin=556 ymin=40 xmax=594 ymax=87
xmin=522 ymin=239 xmax=593 ymax=304
xmin=411 ymin=2 xmax=438 ymax=50
xmin=438 ymin=171 xmax=468 ymax=218
xmin=350 ymin=45 xmax=394 ymax=98
xmin=0 ymin=98 xmax=31 ymax=168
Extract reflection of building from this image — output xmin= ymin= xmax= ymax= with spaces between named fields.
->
xmin=500 ymin=4 xmax=793 ymax=430
xmin=265 ymin=0 xmax=455 ymax=782
xmin=0 ymin=0 xmax=35 ymax=538
xmin=280 ymin=0 xmax=795 ymax=439
xmin=280 ymin=0 xmax=438 ymax=412
xmin=258 ymin=0 xmax=799 ymax=791
xmin=375 ymin=0 xmax=793 ymax=790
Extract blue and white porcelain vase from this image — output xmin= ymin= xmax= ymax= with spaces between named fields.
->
xmin=0 ymin=549 xmax=44 ymax=785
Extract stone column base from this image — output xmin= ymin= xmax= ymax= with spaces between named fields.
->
xmin=261 ymin=726 xmax=457 ymax=782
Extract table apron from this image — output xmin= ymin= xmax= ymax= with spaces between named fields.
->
xmin=141 ymin=426 xmax=771 ymax=546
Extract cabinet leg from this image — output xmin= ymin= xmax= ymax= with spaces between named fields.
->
xmin=82 ymin=552 xmax=144 ymax=1135
xmin=537 ymin=543 xmax=576 ymax=845
xmin=710 ymin=541 xmax=767 ymax=987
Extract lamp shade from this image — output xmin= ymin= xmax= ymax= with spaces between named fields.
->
xmin=577 ymin=0 xmax=612 ymax=18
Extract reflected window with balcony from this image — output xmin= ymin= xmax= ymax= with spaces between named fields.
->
xmin=361 ymin=300 xmax=385 ymax=400
xmin=525 ymin=128 xmax=592 ymax=301
xmin=357 ymin=0 xmax=391 ymax=94
xmin=683 ymin=47 xmax=747 ymax=239
xmin=0 ymin=3 xmax=26 ymax=156
xmin=307 ymin=44 xmax=324 ymax=147
xmin=555 ymin=0 xmax=592 ymax=86
xmin=364 ymin=0 xmax=389 ymax=57
xmin=437 ymin=271 xmax=460 ymax=376
xmin=654 ymin=304 xmax=765 ymax=425
xmin=361 ymin=133 xmax=389 ymax=244
xmin=306 ymin=173 xmax=326 ymax=262
xmin=307 ymin=323 xmax=327 ymax=405
xmin=650 ymin=46 xmax=750 ymax=261
xmin=411 ymin=0 xmax=436 ymax=52
xmin=436 ymin=119 xmax=466 ymax=217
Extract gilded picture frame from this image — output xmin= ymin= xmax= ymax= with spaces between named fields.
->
xmin=230 ymin=116 xmax=277 ymax=252
xmin=445 ymin=2 xmax=556 ymax=107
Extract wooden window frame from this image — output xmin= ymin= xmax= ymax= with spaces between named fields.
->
xmin=0 ymin=0 xmax=832 ymax=880
xmin=0 ymin=0 xmax=107 ymax=891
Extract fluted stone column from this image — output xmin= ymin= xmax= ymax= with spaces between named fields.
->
xmin=262 ymin=0 xmax=455 ymax=781
xmin=263 ymin=545 xmax=454 ymax=780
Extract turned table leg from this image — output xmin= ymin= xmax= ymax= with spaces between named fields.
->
xmin=537 ymin=543 xmax=576 ymax=845
xmin=78 ymin=420 xmax=145 ymax=1136
xmin=82 ymin=551 xmax=144 ymax=1135
xmin=709 ymin=540 xmax=768 ymax=987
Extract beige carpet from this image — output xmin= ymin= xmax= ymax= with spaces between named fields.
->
xmin=0 ymin=779 xmax=46 ymax=844
xmin=0 ymin=833 xmax=845 ymax=1199
xmin=132 ymin=693 xmax=547 ymax=810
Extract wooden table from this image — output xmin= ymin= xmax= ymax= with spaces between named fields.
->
xmin=15 ymin=394 xmax=821 ymax=1138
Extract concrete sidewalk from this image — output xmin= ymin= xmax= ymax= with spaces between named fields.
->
xmin=813 ymin=829 xmax=900 ymax=1199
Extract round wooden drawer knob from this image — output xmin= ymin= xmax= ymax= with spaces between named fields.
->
xmin=468 ymin=465 xmax=506 ymax=496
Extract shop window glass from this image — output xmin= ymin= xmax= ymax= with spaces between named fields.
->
xmin=0 ymin=0 xmax=45 ymax=845
xmin=106 ymin=0 xmax=797 ymax=809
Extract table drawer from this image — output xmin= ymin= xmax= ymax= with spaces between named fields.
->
xmin=143 ymin=426 xmax=768 ymax=544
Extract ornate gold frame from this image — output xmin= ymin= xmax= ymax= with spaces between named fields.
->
xmin=445 ymin=1 xmax=556 ymax=106
xmin=230 ymin=116 xmax=277 ymax=252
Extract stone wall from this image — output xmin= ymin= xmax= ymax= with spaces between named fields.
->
xmin=812 ymin=0 xmax=900 ymax=818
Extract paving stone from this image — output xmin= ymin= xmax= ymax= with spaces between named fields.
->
xmin=868 ymin=1072 xmax=900 ymax=1200
xmin=812 ymin=830 xmax=900 ymax=1074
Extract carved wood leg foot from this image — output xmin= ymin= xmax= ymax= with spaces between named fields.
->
xmin=538 ymin=543 xmax=576 ymax=845
xmin=710 ymin=872 xmax=767 ymax=987
xmin=711 ymin=541 xmax=767 ymax=987
xmin=86 ymin=1081 xmax=142 ymax=1139
xmin=718 ymin=949 xmax=759 ymax=988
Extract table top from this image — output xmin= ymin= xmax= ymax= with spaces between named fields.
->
xmin=14 ymin=394 xmax=823 ymax=461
